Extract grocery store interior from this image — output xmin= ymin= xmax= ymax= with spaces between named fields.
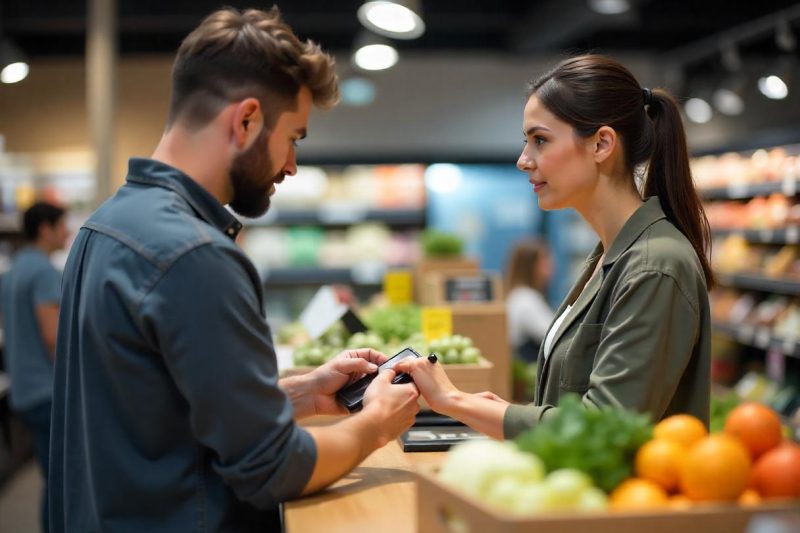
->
xmin=1 ymin=0 xmax=800 ymax=531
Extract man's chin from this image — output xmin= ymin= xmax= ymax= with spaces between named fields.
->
xmin=229 ymin=196 xmax=271 ymax=219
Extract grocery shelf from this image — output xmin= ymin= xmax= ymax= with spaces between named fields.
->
xmin=699 ymin=179 xmax=799 ymax=201
xmin=262 ymin=264 xmax=393 ymax=286
xmin=711 ymin=226 xmax=800 ymax=244
xmin=713 ymin=321 xmax=800 ymax=360
xmin=715 ymin=272 xmax=800 ymax=295
xmin=244 ymin=207 xmax=425 ymax=227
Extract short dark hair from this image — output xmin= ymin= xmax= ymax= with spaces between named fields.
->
xmin=167 ymin=6 xmax=339 ymax=130
xmin=23 ymin=202 xmax=65 ymax=241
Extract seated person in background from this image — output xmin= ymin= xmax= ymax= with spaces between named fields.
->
xmin=505 ymin=240 xmax=554 ymax=363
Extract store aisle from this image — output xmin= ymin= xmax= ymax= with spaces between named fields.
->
xmin=0 ymin=460 xmax=42 ymax=533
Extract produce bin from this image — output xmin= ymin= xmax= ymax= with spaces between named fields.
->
xmin=416 ymin=466 xmax=800 ymax=533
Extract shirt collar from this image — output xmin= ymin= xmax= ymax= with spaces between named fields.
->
xmin=602 ymin=196 xmax=667 ymax=267
xmin=125 ymin=158 xmax=242 ymax=240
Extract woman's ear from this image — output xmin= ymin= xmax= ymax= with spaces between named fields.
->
xmin=231 ymin=97 xmax=265 ymax=151
xmin=593 ymin=125 xmax=617 ymax=164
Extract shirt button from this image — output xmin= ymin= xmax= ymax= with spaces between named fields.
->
xmin=227 ymin=228 xmax=235 ymax=236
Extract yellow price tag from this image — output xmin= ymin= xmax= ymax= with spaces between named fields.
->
xmin=421 ymin=307 xmax=453 ymax=343
xmin=384 ymin=271 xmax=413 ymax=305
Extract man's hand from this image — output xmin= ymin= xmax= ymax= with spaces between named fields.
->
xmin=361 ymin=369 xmax=420 ymax=447
xmin=306 ymin=348 xmax=388 ymax=416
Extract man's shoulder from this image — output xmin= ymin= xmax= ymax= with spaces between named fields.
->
xmin=85 ymin=183 xmax=237 ymax=268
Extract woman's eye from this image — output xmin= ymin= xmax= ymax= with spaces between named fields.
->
xmin=534 ymin=136 xmax=546 ymax=146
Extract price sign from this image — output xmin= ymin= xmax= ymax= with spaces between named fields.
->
xmin=445 ymin=275 xmax=494 ymax=303
xmin=384 ymin=271 xmax=413 ymax=304
xmin=421 ymin=306 xmax=453 ymax=342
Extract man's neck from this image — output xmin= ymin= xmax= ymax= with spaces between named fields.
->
xmin=151 ymin=125 xmax=232 ymax=206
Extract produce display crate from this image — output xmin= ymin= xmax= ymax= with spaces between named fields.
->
xmin=414 ymin=257 xmax=480 ymax=304
xmin=416 ymin=467 xmax=800 ymax=533
xmin=451 ymin=303 xmax=511 ymax=400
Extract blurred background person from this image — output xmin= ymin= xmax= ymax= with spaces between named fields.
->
xmin=1 ymin=201 xmax=68 ymax=533
xmin=505 ymin=240 xmax=554 ymax=363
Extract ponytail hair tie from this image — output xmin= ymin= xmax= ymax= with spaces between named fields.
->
xmin=642 ymin=87 xmax=653 ymax=106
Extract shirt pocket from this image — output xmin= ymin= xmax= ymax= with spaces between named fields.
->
xmin=559 ymin=323 xmax=604 ymax=393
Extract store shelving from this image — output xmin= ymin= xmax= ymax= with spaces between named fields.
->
xmin=715 ymin=273 xmax=800 ymax=296
xmin=245 ymin=207 xmax=425 ymax=227
xmin=711 ymin=226 xmax=800 ymax=245
xmin=713 ymin=321 xmax=800 ymax=360
xmin=262 ymin=264 xmax=396 ymax=287
xmin=699 ymin=179 xmax=800 ymax=201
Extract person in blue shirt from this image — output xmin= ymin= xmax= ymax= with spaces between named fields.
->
xmin=48 ymin=7 xmax=419 ymax=532
xmin=2 ymin=201 xmax=68 ymax=533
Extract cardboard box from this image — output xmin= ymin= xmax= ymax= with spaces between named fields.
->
xmin=414 ymin=257 xmax=480 ymax=303
xmin=451 ymin=303 xmax=511 ymax=399
xmin=416 ymin=467 xmax=800 ymax=533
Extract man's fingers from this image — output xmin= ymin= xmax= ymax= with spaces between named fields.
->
xmin=346 ymin=348 xmax=388 ymax=365
xmin=335 ymin=357 xmax=378 ymax=375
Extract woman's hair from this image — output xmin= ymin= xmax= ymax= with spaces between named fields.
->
xmin=527 ymin=54 xmax=714 ymax=287
xmin=168 ymin=6 xmax=339 ymax=130
xmin=505 ymin=240 xmax=549 ymax=295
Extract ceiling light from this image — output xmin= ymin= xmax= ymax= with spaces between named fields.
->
xmin=0 ymin=40 xmax=29 ymax=84
xmin=587 ymin=0 xmax=631 ymax=15
xmin=358 ymin=1 xmax=425 ymax=40
xmin=684 ymin=97 xmax=712 ymax=124
xmin=712 ymin=88 xmax=744 ymax=116
xmin=352 ymin=33 xmax=398 ymax=71
xmin=758 ymin=75 xmax=788 ymax=99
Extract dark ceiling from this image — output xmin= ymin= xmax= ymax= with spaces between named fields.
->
xmin=1 ymin=0 xmax=799 ymax=63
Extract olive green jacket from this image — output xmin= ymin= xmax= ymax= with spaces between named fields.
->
xmin=504 ymin=197 xmax=711 ymax=438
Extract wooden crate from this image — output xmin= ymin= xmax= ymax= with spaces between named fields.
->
xmin=451 ymin=303 xmax=511 ymax=400
xmin=416 ymin=467 xmax=800 ymax=533
xmin=414 ymin=257 xmax=480 ymax=303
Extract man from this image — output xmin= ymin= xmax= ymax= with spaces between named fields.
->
xmin=49 ymin=7 xmax=419 ymax=532
xmin=2 ymin=201 xmax=68 ymax=533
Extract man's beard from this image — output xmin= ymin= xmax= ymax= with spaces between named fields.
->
xmin=228 ymin=128 xmax=283 ymax=218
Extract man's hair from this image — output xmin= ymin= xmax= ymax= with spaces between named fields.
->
xmin=167 ymin=6 xmax=339 ymax=130
xmin=23 ymin=202 xmax=65 ymax=241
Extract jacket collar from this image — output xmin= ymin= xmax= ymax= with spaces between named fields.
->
xmin=602 ymin=196 xmax=666 ymax=268
xmin=125 ymin=158 xmax=242 ymax=240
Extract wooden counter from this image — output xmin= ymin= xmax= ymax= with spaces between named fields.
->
xmin=283 ymin=441 xmax=445 ymax=533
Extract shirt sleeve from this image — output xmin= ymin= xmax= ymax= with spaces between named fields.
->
xmin=32 ymin=264 xmax=61 ymax=306
xmin=504 ymin=271 xmax=700 ymax=438
xmin=139 ymin=243 xmax=316 ymax=508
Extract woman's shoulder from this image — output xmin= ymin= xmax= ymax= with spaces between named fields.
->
xmin=621 ymin=219 xmax=707 ymax=288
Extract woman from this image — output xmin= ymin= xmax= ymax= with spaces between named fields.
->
xmin=505 ymin=240 xmax=555 ymax=363
xmin=395 ymin=55 xmax=713 ymax=440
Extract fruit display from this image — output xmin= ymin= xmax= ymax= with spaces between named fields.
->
xmin=436 ymin=395 xmax=800 ymax=518
xmin=289 ymin=307 xmax=483 ymax=367
xmin=691 ymin=147 xmax=800 ymax=189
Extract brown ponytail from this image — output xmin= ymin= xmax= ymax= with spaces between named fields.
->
xmin=527 ymin=55 xmax=714 ymax=288
xmin=644 ymin=90 xmax=714 ymax=287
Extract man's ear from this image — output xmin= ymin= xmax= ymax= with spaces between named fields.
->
xmin=231 ymin=97 xmax=265 ymax=151
xmin=593 ymin=125 xmax=617 ymax=164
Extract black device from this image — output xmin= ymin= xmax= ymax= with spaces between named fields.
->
xmin=335 ymin=347 xmax=421 ymax=412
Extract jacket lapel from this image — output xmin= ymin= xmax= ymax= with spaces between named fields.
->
xmin=535 ymin=244 xmax=602 ymax=403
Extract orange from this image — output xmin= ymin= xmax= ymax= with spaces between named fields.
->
xmin=653 ymin=414 xmax=707 ymax=448
xmin=680 ymin=434 xmax=751 ymax=501
xmin=609 ymin=478 xmax=669 ymax=511
xmin=723 ymin=402 xmax=783 ymax=459
xmin=750 ymin=442 xmax=800 ymax=499
xmin=635 ymin=439 xmax=685 ymax=492
xmin=738 ymin=489 xmax=762 ymax=507
xmin=668 ymin=494 xmax=693 ymax=511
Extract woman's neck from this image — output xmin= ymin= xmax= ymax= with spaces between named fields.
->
xmin=576 ymin=183 xmax=643 ymax=253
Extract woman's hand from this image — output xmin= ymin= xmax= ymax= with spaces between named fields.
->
xmin=392 ymin=356 xmax=460 ymax=415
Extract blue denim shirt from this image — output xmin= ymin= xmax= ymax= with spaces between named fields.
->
xmin=49 ymin=158 xmax=316 ymax=532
